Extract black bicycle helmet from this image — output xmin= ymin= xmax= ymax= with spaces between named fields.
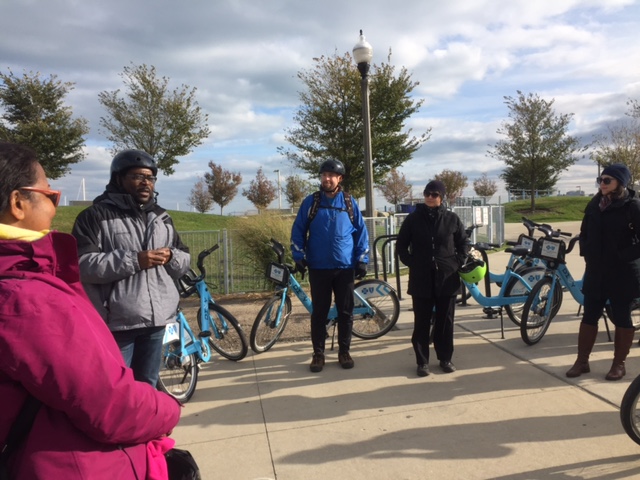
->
xmin=319 ymin=159 xmax=346 ymax=176
xmin=110 ymin=149 xmax=158 ymax=177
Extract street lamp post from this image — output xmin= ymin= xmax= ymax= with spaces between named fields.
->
xmin=274 ymin=169 xmax=281 ymax=210
xmin=353 ymin=29 xmax=374 ymax=217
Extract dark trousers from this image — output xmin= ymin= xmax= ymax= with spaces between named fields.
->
xmin=582 ymin=295 xmax=634 ymax=328
xmin=112 ymin=326 xmax=166 ymax=387
xmin=411 ymin=295 xmax=456 ymax=365
xmin=308 ymin=268 xmax=355 ymax=354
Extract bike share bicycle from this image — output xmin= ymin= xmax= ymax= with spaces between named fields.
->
xmin=520 ymin=226 xmax=640 ymax=345
xmin=158 ymin=244 xmax=248 ymax=403
xmin=250 ymin=238 xmax=400 ymax=353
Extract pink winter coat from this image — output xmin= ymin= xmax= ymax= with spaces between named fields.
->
xmin=0 ymin=232 xmax=181 ymax=479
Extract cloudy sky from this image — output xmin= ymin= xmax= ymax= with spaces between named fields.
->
xmin=3 ymin=0 xmax=640 ymax=213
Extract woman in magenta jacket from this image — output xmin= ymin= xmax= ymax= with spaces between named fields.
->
xmin=0 ymin=142 xmax=181 ymax=479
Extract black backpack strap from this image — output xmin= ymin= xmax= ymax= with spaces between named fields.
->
xmin=306 ymin=190 xmax=355 ymax=228
xmin=0 ymin=395 xmax=42 ymax=480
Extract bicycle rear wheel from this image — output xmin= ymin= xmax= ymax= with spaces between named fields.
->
xmin=352 ymin=279 xmax=400 ymax=339
xmin=199 ymin=303 xmax=248 ymax=361
xmin=250 ymin=295 xmax=292 ymax=353
xmin=158 ymin=341 xmax=198 ymax=403
xmin=605 ymin=298 xmax=640 ymax=331
xmin=520 ymin=277 xmax=559 ymax=345
xmin=621 ymin=374 xmax=640 ymax=446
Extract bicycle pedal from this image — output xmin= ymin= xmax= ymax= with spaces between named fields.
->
xmin=198 ymin=331 xmax=212 ymax=338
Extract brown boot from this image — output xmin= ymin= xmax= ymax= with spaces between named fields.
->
xmin=566 ymin=323 xmax=598 ymax=378
xmin=605 ymin=327 xmax=635 ymax=381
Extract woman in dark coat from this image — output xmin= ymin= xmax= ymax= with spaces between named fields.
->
xmin=396 ymin=180 xmax=468 ymax=377
xmin=566 ymin=163 xmax=640 ymax=381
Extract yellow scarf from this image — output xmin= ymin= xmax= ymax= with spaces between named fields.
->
xmin=0 ymin=224 xmax=49 ymax=242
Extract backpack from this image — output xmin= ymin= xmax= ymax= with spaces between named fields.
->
xmin=306 ymin=190 xmax=355 ymax=228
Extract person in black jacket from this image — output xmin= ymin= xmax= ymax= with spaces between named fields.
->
xmin=566 ymin=163 xmax=640 ymax=381
xmin=396 ymin=180 xmax=468 ymax=377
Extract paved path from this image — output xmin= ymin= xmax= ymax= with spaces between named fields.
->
xmin=172 ymin=221 xmax=640 ymax=479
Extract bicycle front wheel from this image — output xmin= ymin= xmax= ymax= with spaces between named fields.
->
xmin=352 ymin=279 xmax=400 ymax=339
xmin=199 ymin=303 xmax=248 ymax=361
xmin=250 ymin=295 xmax=292 ymax=353
xmin=621 ymin=374 xmax=640 ymax=446
xmin=504 ymin=266 xmax=562 ymax=327
xmin=158 ymin=341 xmax=198 ymax=403
xmin=520 ymin=277 xmax=558 ymax=345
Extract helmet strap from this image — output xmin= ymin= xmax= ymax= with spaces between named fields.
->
xmin=321 ymin=184 xmax=342 ymax=195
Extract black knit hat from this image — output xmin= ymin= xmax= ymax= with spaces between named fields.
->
xmin=424 ymin=180 xmax=446 ymax=198
xmin=601 ymin=163 xmax=631 ymax=188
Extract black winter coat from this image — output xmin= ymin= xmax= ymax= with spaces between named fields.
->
xmin=396 ymin=204 xmax=468 ymax=298
xmin=580 ymin=189 xmax=640 ymax=301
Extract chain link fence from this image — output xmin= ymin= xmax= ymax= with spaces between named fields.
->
xmin=179 ymin=205 xmax=504 ymax=296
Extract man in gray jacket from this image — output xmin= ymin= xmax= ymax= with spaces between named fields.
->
xmin=72 ymin=149 xmax=191 ymax=386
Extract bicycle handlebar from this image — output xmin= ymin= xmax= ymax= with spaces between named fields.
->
xmin=180 ymin=244 xmax=219 ymax=288
xmin=521 ymin=216 xmax=572 ymax=239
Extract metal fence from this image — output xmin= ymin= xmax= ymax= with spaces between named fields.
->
xmin=178 ymin=205 xmax=505 ymax=295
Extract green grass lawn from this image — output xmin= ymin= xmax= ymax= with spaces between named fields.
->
xmin=502 ymin=196 xmax=590 ymax=223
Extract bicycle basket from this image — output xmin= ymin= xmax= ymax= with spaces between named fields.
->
xmin=176 ymin=269 xmax=198 ymax=298
xmin=535 ymin=237 xmax=567 ymax=263
xmin=517 ymin=234 xmax=535 ymax=252
xmin=266 ymin=262 xmax=289 ymax=287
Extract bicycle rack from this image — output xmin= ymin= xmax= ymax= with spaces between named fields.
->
xmin=372 ymin=234 xmax=402 ymax=300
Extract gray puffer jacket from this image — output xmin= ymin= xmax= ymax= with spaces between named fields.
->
xmin=71 ymin=188 xmax=191 ymax=331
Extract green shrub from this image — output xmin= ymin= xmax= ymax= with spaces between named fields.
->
xmin=234 ymin=213 xmax=296 ymax=276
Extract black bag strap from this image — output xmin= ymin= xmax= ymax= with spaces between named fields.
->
xmin=0 ymin=395 xmax=42 ymax=480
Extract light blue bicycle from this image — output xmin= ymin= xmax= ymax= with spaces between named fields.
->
xmin=250 ymin=238 xmax=400 ymax=354
xmin=158 ymin=244 xmax=248 ymax=402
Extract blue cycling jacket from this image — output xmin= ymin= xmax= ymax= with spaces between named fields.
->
xmin=291 ymin=190 xmax=369 ymax=269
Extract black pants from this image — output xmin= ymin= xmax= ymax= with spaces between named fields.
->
xmin=582 ymin=294 xmax=634 ymax=328
xmin=411 ymin=295 xmax=456 ymax=365
xmin=308 ymin=268 xmax=354 ymax=354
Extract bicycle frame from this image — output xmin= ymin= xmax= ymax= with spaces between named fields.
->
xmin=274 ymin=271 xmax=379 ymax=328
xmin=163 ymin=309 xmax=211 ymax=364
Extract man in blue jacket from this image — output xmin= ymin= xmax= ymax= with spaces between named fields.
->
xmin=291 ymin=159 xmax=369 ymax=373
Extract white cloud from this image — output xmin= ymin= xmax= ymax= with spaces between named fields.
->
xmin=2 ymin=0 xmax=640 ymax=214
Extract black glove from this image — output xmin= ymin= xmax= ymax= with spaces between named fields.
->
xmin=355 ymin=262 xmax=368 ymax=280
xmin=295 ymin=259 xmax=308 ymax=275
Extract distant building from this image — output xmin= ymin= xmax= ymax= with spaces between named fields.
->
xmin=565 ymin=190 xmax=585 ymax=197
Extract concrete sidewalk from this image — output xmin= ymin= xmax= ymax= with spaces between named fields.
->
xmin=171 ymin=222 xmax=640 ymax=479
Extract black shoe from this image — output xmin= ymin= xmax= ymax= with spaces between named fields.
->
xmin=310 ymin=353 xmax=325 ymax=373
xmin=439 ymin=360 xmax=456 ymax=373
xmin=338 ymin=352 xmax=354 ymax=369
xmin=417 ymin=364 xmax=430 ymax=377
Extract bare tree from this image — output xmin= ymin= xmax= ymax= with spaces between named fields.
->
xmin=435 ymin=170 xmax=468 ymax=205
xmin=188 ymin=178 xmax=214 ymax=213
xmin=378 ymin=169 xmax=413 ymax=207
xmin=203 ymin=161 xmax=242 ymax=215
xmin=473 ymin=173 xmax=498 ymax=200
xmin=242 ymin=167 xmax=277 ymax=212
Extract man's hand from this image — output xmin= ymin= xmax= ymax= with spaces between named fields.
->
xmin=138 ymin=248 xmax=172 ymax=269
xmin=295 ymin=259 xmax=308 ymax=275
xmin=355 ymin=262 xmax=368 ymax=280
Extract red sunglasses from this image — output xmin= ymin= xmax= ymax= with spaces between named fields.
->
xmin=19 ymin=187 xmax=62 ymax=207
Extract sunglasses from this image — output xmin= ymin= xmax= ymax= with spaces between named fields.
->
xmin=126 ymin=173 xmax=157 ymax=183
xmin=425 ymin=192 xmax=441 ymax=198
xmin=596 ymin=176 xmax=614 ymax=185
xmin=19 ymin=187 xmax=61 ymax=207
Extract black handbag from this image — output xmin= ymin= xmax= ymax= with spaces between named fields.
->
xmin=0 ymin=395 xmax=42 ymax=480
xmin=165 ymin=448 xmax=201 ymax=480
